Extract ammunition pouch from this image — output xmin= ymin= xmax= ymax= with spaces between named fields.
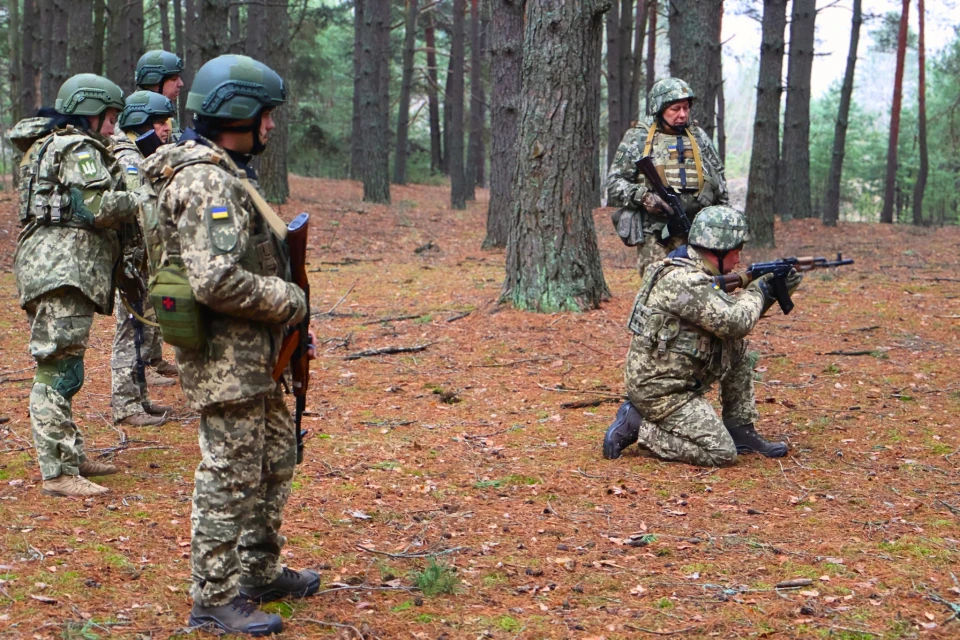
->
xmin=148 ymin=264 xmax=206 ymax=351
xmin=613 ymin=208 xmax=645 ymax=247
xmin=628 ymin=302 xmax=715 ymax=364
xmin=35 ymin=357 xmax=85 ymax=399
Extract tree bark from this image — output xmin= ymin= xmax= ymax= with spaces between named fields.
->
xmin=713 ymin=2 xmax=724 ymax=165
xmin=822 ymin=0 xmax=861 ymax=227
xmin=442 ymin=48 xmax=454 ymax=174
xmin=173 ymin=0 xmax=183 ymax=63
xmin=394 ymin=0 xmax=419 ymax=185
xmin=40 ymin=0 xmax=57 ymax=105
xmin=20 ymin=0 xmax=39 ymax=115
xmin=911 ymin=0 xmax=927 ymax=226
xmin=880 ymin=0 xmax=909 ymax=224
xmin=475 ymin=7 xmax=489 ymax=189
xmin=423 ymin=9 xmax=443 ymax=174
xmin=258 ymin=0 xmax=290 ymax=203
xmin=644 ymin=0 xmax=656 ymax=112
xmin=68 ymin=0 xmax=96 ymax=77
xmin=198 ymin=0 xmax=230 ymax=63
xmin=502 ymin=0 xmax=610 ymax=312
xmin=667 ymin=0 xmax=721 ymax=138
xmin=605 ymin=1 xmax=621 ymax=166
xmin=8 ymin=0 xmax=21 ymax=122
xmin=358 ymin=0 xmax=391 ymax=203
xmin=628 ymin=0 xmax=647 ymax=124
xmin=464 ymin=0 xmax=482 ymax=200
xmin=744 ymin=0 xmax=787 ymax=248
xmin=449 ymin=0 xmax=467 ymax=209
xmin=483 ymin=0 xmax=524 ymax=249
xmin=228 ymin=3 xmax=242 ymax=53
xmin=159 ymin=0 xmax=172 ymax=52
xmin=182 ymin=0 xmax=198 ymax=125
xmin=617 ymin=0 xmax=633 ymax=133
xmin=349 ymin=0 xmax=362 ymax=178
xmin=93 ymin=0 xmax=106 ymax=75
xmin=776 ymin=0 xmax=816 ymax=220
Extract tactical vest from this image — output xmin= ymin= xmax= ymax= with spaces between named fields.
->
xmin=642 ymin=124 xmax=705 ymax=195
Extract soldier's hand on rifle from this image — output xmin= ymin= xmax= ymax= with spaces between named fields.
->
xmin=307 ymin=329 xmax=317 ymax=361
xmin=635 ymin=190 xmax=668 ymax=214
xmin=785 ymin=268 xmax=803 ymax=295
xmin=747 ymin=273 xmax=778 ymax=314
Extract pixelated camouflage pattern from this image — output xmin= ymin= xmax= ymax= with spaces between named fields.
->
xmin=687 ymin=205 xmax=749 ymax=251
xmin=606 ymin=116 xmax=727 ymax=243
xmin=191 ymin=389 xmax=296 ymax=606
xmin=14 ymin=125 xmax=139 ymax=314
xmin=624 ymin=247 xmax=765 ymax=422
xmin=25 ymin=289 xmax=96 ymax=479
xmin=647 ymin=77 xmax=695 ymax=116
xmin=141 ymin=137 xmax=306 ymax=410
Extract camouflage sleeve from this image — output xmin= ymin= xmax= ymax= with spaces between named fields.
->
xmin=605 ymin=127 xmax=646 ymax=208
xmin=170 ymin=165 xmax=307 ymax=326
xmin=659 ymin=269 xmax=765 ymax=340
xmin=695 ymin=128 xmax=728 ymax=205
xmin=58 ymin=139 xmax=138 ymax=229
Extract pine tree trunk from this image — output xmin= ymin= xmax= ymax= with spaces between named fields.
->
xmin=394 ymin=0 xmax=419 ymax=185
xmin=475 ymin=7 xmax=488 ymax=188
xmin=502 ymin=0 xmax=610 ymax=312
xmin=257 ymin=0 xmax=290 ymax=203
xmin=159 ymin=0 xmax=171 ymax=51
xmin=359 ymin=0 xmax=391 ymax=203
xmin=483 ymin=0 xmax=523 ymax=249
xmin=644 ymin=0 xmax=656 ymax=112
xmin=714 ymin=2 xmax=725 ymax=164
xmin=198 ymin=0 xmax=230 ymax=62
xmin=667 ymin=0 xmax=721 ymax=138
xmin=40 ymin=0 xmax=56 ymax=105
xmin=823 ymin=0 xmax=861 ymax=227
xmin=349 ymin=0 xmax=362 ymax=178
xmin=744 ymin=0 xmax=787 ymax=248
xmin=777 ymin=0 xmax=816 ymax=220
xmin=880 ymin=0 xmax=909 ymax=224
xmin=20 ymin=0 xmax=39 ymax=115
xmin=172 ymin=0 xmax=183 ymax=66
xmin=911 ymin=0 xmax=927 ymax=226
xmin=68 ymin=0 xmax=95 ymax=77
xmin=628 ymin=0 xmax=647 ymax=125
xmin=93 ymin=0 xmax=105 ymax=75
xmin=604 ymin=1 xmax=620 ymax=166
xmin=617 ymin=0 xmax=633 ymax=135
xmin=182 ymin=0 xmax=198 ymax=126
xmin=130 ymin=0 xmax=144 ymax=66
xmin=423 ymin=10 xmax=443 ymax=174
xmin=449 ymin=0 xmax=467 ymax=209
xmin=442 ymin=50 xmax=454 ymax=174
xmin=464 ymin=0 xmax=482 ymax=201
xmin=8 ymin=0 xmax=21 ymax=122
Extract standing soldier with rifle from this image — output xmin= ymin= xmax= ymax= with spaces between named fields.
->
xmin=141 ymin=55 xmax=318 ymax=635
xmin=135 ymin=50 xmax=185 ymax=142
xmin=109 ymin=92 xmax=179 ymax=427
xmin=607 ymin=78 xmax=728 ymax=276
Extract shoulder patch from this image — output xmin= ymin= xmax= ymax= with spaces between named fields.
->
xmin=76 ymin=150 xmax=99 ymax=178
xmin=210 ymin=205 xmax=230 ymax=220
xmin=206 ymin=204 xmax=238 ymax=255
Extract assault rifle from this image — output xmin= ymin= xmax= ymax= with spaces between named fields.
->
xmin=713 ymin=253 xmax=854 ymax=315
xmin=272 ymin=212 xmax=311 ymax=464
xmin=635 ymin=155 xmax=692 ymax=241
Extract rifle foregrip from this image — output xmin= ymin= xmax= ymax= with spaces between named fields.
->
xmin=772 ymin=275 xmax=794 ymax=315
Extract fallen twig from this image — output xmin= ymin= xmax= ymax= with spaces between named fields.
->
xmin=623 ymin=625 xmax=700 ymax=635
xmin=314 ymin=281 xmax=358 ymax=317
xmin=474 ymin=356 xmax=554 ymax=368
xmin=296 ymin=618 xmax=366 ymax=639
xmin=536 ymin=383 xmax=625 ymax=399
xmin=561 ymin=397 xmax=621 ymax=409
xmin=355 ymin=544 xmax=464 ymax=559
xmin=818 ymin=350 xmax=875 ymax=356
xmin=344 ymin=342 xmax=436 ymax=361
xmin=447 ymin=310 xmax=472 ymax=322
xmin=361 ymin=313 xmax=423 ymax=326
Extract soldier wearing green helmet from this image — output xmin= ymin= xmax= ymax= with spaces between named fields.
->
xmin=8 ymin=74 xmax=142 ymax=497
xmin=602 ymin=205 xmax=803 ymax=467
xmin=141 ymin=55 xmax=316 ymax=636
xmin=107 ymin=90 xmax=181 ymax=430
xmin=607 ymin=77 xmax=729 ymax=277
xmin=135 ymin=50 xmax=185 ymax=140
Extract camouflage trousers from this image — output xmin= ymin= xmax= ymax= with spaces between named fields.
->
xmin=634 ymin=339 xmax=760 ymax=467
xmin=24 ymin=287 xmax=95 ymax=480
xmin=111 ymin=289 xmax=163 ymax=422
xmin=636 ymin=233 xmax=684 ymax=277
xmin=191 ymin=387 xmax=297 ymax=607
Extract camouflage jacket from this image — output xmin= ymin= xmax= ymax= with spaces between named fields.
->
xmin=624 ymin=247 xmax=763 ymax=421
xmin=141 ymin=134 xmax=307 ymax=410
xmin=11 ymin=119 xmax=139 ymax=313
xmin=606 ymin=117 xmax=728 ymax=239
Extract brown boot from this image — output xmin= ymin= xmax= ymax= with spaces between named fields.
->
xmin=119 ymin=412 xmax=168 ymax=427
xmin=152 ymin=359 xmax=179 ymax=377
xmin=142 ymin=401 xmax=174 ymax=416
xmin=42 ymin=475 xmax=109 ymax=497
xmin=146 ymin=369 xmax=176 ymax=387
xmin=78 ymin=460 xmax=119 ymax=477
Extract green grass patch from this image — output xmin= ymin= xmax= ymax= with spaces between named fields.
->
xmin=412 ymin=560 xmax=460 ymax=596
xmin=495 ymin=615 xmax=522 ymax=632
xmin=262 ymin=601 xmax=295 ymax=618
xmin=391 ymin=600 xmax=414 ymax=613
xmin=654 ymin=597 xmax=673 ymax=609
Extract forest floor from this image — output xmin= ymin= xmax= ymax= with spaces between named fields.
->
xmin=1 ymin=176 xmax=960 ymax=640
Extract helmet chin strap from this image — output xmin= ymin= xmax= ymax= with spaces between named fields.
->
xmin=657 ymin=113 xmax=688 ymax=134
xmin=212 ymin=111 xmax=266 ymax=155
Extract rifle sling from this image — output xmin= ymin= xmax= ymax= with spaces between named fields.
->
xmin=240 ymin=179 xmax=288 ymax=241
xmin=120 ymin=292 xmax=161 ymax=327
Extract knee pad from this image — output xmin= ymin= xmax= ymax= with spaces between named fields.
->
xmin=35 ymin=357 xmax=85 ymax=399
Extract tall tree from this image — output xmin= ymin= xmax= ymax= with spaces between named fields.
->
xmin=744 ymin=0 xmax=788 ymax=248
xmin=617 ymin=0 xmax=633 ymax=130
xmin=21 ymin=0 xmax=39 ymax=114
xmin=159 ymin=0 xmax=172 ymax=51
xmin=502 ymin=0 xmax=610 ymax=312
xmin=182 ymin=0 xmax=198 ymax=125
xmin=106 ymin=0 xmax=142 ymax=93
xmin=823 ymin=0 xmax=862 ymax=226
xmin=777 ymin=0 xmax=816 ymax=220
xmin=349 ymin=0 xmax=362 ymax=177
xmin=475 ymin=7 xmax=489 ymax=188
xmin=449 ymin=0 xmax=467 ymax=209
xmin=198 ymin=0 xmax=230 ymax=63
xmin=93 ymin=0 xmax=106 ymax=75
xmin=228 ymin=4 xmax=242 ymax=53
xmin=464 ymin=0 xmax=482 ymax=200
xmin=714 ymin=3 xmax=725 ymax=164
xmin=880 ymin=0 xmax=910 ymax=224
xmin=667 ymin=0 xmax=721 ymax=138
xmin=628 ymin=0 xmax=648 ymax=124
xmin=911 ymin=0 xmax=927 ymax=226
xmin=423 ymin=9 xmax=443 ymax=173
xmin=441 ymin=51 xmax=455 ymax=174
xmin=68 ymin=0 xmax=96 ymax=76
xmin=604 ymin=2 xmax=621 ymax=165
xmin=483 ymin=0 xmax=524 ymax=249
xmin=358 ymin=0 xmax=391 ymax=202
xmin=259 ymin=0 xmax=290 ymax=203
xmin=394 ymin=0 xmax=420 ymax=185
xmin=644 ymin=0 xmax=656 ymax=111
xmin=8 ymin=0 xmax=21 ymax=122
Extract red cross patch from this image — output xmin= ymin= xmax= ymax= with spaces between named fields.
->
xmin=162 ymin=296 xmax=176 ymax=312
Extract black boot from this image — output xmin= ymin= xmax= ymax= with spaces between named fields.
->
xmin=239 ymin=567 xmax=321 ymax=603
xmin=188 ymin=595 xmax=282 ymax=636
xmin=729 ymin=424 xmax=788 ymax=458
xmin=603 ymin=401 xmax=642 ymax=460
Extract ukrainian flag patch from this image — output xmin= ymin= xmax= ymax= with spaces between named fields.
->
xmin=210 ymin=206 xmax=229 ymax=220
xmin=76 ymin=150 xmax=99 ymax=178
xmin=126 ymin=166 xmax=138 ymax=174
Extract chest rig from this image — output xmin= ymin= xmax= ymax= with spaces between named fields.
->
xmin=642 ymin=124 xmax=705 ymax=195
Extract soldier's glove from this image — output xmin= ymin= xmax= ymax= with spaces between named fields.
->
xmin=69 ymin=188 xmax=97 ymax=227
xmin=785 ymin=267 xmax=803 ymax=295
xmin=747 ymin=273 xmax=778 ymax=314
xmin=638 ymin=190 xmax=668 ymax=214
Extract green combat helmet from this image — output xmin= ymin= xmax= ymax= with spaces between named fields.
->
xmin=186 ymin=54 xmax=286 ymax=120
xmin=687 ymin=205 xmax=748 ymax=251
xmin=55 ymin=74 xmax=125 ymax=116
xmin=119 ymin=91 xmax=176 ymax=130
xmin=136 ymin=50 xmax=184 ymax=88
xmin=648 ymin=77 xmax=696 ymax=116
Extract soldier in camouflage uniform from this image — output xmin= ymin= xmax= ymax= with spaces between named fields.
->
xmin=135 ymin=50 xmax=184 ymax=141
xmin=140 ymin=55 xmax=319 ymax=636
xmin=11 ymin=75 xmax=141 ymax=497
xmin=603 ymin=206 xmax=801 ymax=466
xmin=110 ymin=92 xmax=180 ymax=427
xmin=607 ymin=78 xmax=728 ymax=276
